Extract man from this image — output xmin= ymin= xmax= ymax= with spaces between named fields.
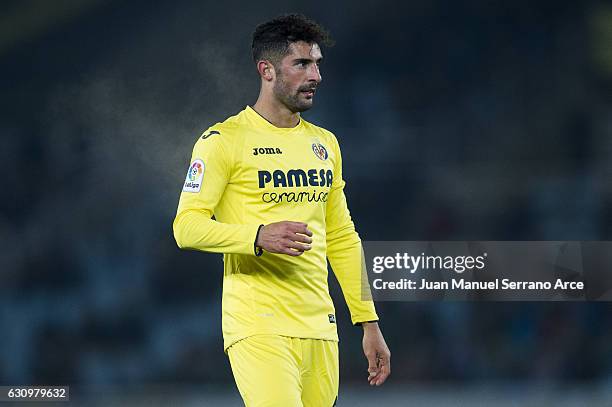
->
xmin=173 ymin=14 xmax=390 ymax=406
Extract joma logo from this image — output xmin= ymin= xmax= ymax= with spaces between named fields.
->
xmin=253 ymin=147 xmax=283 ymax=156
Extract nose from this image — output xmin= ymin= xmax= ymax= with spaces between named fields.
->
xmin=308 ymin=64 xmax=322 ymax=83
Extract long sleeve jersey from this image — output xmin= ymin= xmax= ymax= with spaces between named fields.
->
xmin=173 ymin=106 xmax=378 ymax=351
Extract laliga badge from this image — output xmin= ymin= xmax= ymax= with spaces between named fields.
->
xmin=183 ymin=159 xmax=205 ymax=192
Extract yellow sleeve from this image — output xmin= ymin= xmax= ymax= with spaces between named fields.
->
xmin=325 ymin=134 xmax=379 ymax=325
xmin=173 ymin=127 xmax=261 ymax=255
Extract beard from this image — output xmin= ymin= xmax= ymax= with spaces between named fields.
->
xmin=273 ymin=71 xmax=315 ymax=113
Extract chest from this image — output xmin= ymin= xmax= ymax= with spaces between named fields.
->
xmin=235 ymin=134 xmax=335 ymax=192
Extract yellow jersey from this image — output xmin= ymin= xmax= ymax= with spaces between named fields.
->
xmin=173 ymin=106 xmax=378 ymax=351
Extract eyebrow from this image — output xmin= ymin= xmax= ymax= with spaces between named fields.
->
xmin=293 ymin=57 xmax=323 ymax=64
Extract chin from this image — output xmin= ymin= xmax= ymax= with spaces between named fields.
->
xmin=295 ymin=101 xmax=314 ymax=113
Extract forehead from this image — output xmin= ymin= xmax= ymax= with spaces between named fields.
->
xmin=284 ymin=41 xmax=322 ymax=60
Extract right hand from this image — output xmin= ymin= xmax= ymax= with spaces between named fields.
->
xmin=256 ymin=221 xmax=313 ymax=256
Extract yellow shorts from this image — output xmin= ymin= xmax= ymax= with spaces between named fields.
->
xmin=227 ymin=335 xmax=339 ymax=407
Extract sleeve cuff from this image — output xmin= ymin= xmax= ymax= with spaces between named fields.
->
xmin=253 ymin=224 xmax=264 ymax=256
xmin=354 ymin=319 xmax=379 ymax=326
xmin=354 ymin=319 xmax=378 ymax=326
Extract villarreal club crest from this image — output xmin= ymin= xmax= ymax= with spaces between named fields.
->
xmin=312 ymin=142 xmax=328 ymax=161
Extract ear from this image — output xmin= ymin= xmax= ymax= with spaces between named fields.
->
xmin=257 ymin=60 xmax=275 ymax=81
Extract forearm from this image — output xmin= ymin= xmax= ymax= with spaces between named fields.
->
xmin=327 ymin=231 xmax=378 ymax=324
xmin=173 ymin=209 xmax=261 ymax=255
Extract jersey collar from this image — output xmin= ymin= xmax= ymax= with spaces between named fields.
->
xmin=245 ymin=105 xmax=305 ymax=133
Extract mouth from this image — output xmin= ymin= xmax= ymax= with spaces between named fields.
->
xmin=300 ymin=88 xmax=316 ymax=98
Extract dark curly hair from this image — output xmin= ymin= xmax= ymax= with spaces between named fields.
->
xmin=252 ymin=14 xmax=334 ymax=66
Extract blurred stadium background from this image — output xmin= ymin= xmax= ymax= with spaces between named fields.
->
xmin=1 ymin=0 xmax=612 ymax=405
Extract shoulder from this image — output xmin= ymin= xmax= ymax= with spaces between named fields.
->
xmin=193 ymin=109 xmax=249 ymax=150
xmin=198 ymin=113 xmax=240 ymax=141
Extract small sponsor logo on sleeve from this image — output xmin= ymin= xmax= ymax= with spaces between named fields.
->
xmin=201 ymin=130 xmax=220 ymax=140
xmin=328 ymin=314 xmax=336 ymax=323
xmin=183 ymin=159 xmax=205 ymax=193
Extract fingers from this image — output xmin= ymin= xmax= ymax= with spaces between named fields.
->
xmin=366 ymin=352 xmax=379 ymax=383
xmin=286 ymin=221 xmax=313 ymax=237
xmin=292 ymin=233 xmax=313 ymax=244
xmin=367 ymin=353 xmax=391 ymax=386
xmin=370 ymin=357 xmax=390 ymax=386
xmin=285 ymin=240 xmax=312 ymax=253
xmin=276 ymin=240 xmax=311 ymax=256
xmin=282 ymin=248 xmax=306 ymax=257
xmin=278 ymin=222 xmax=313 ymax=256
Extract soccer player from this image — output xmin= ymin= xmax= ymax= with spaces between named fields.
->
xmin=173 ymin=14 xmax=390 ymax=406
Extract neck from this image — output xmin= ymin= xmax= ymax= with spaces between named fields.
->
xmin=252 ymin=93 xmax=300 ymax=128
